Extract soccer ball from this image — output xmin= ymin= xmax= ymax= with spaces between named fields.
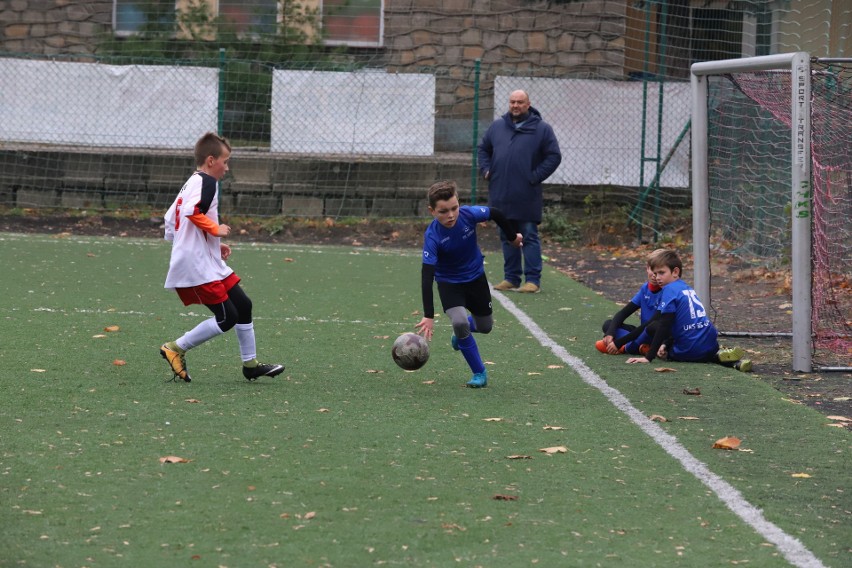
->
xmin=392 ymin=332 xmax=429 ymax=371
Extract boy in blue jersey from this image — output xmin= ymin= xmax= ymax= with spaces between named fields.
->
xmin=596 ymin=249 xmax=666 ymax=356
xmin=624 ymin=249 xmax=752 ymax=371
xmin=414 ymin=180 xmax=523 ymax=388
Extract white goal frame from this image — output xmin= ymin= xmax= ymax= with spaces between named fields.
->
xmin=690 ymin=52 xmax=812 ymax=372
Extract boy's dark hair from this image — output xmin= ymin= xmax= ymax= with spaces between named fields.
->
xmin=428 ymin=180 xmax=458 ymax=209
xmin=194 ymin=132 xmax=230 ymax=167
xmin=648 ymin=248 xmax=683 ymax=275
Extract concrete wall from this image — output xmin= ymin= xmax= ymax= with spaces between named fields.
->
xmin=0 ymin=146 xmax=479 ymax=217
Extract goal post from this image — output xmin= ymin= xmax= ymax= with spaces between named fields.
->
xmin=691 ymin=53 xmax=813 ymax=372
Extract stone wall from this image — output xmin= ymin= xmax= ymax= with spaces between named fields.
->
xmin=384 ymin=0 xmax=627 ymax=117
xmin=0 ymin=0 xmax=112 ymax=54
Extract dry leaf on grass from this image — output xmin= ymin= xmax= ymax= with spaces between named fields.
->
xmin=104 ymin=325 xmax=120 ymax=332
xmin=112 ymin=359 xmax=126 ymax=366
xmin=543 ymin=425 xmax=565 ymax=430
xmin=92 ymin=334 xmax=106 ymax=338
xmin=539 ymin=446 xmax=569 ymax=454
xmin=30 ymin=369 xmax=46 ymax=373
xmin=712 ymin=436 xmax=741 ymax=450
xmin=365 ymin=369 xmax=383 ymax=374
xmin=421 ymin=380 xmax=435 ymax=385
xmin=506 ymin=455 xmax=532 ymax=460
xmin=159 ymin=456 xmax=191 ymax=464
xmin=547 ymin=365 xmax=564 ymax=369
xmin=493 ymin=494 xmax=518 ymax=501
xmin=284 ymin=258 xmax=295 ymax=262
xmin=678 ymin=416 xmax=700 ymax=421
xmin=316 ymin=408 xmax=330 ymax=413
xmin=184 ymin=398 xmax=201 ymax=404
xmin=791 ymin=473 xmax=812 ymax=478
xmin=483 ymin=417 xmax=503 ymax=422
xmin=655 ymin=367 xmax=677 ymax=373
xmin=826 ymin=415 xmax=851 ymax=422
xmin=683 ymin=387 xmax=702 ymax=396
xmin=649 ymin=414 xmax=668 ymax=422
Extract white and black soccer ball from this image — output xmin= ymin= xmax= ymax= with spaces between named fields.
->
xmin=392 ymin=332 xmax=429 ymax=371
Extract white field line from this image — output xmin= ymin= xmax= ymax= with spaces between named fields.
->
xmin=492 ymin=290 xmax=827 ymax=568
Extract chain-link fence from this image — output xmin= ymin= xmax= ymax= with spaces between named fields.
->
xmin=0 ymin=0 xmax=848 ymax=229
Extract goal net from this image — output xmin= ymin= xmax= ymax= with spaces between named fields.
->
xmin=691 ymin=54 xmax=851 ymax=373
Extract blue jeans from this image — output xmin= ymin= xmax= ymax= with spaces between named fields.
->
xmin=498 ymin=221 xmax=541 ymax=286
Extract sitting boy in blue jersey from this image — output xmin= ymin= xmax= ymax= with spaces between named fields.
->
xmin=623 ymin=249 xmax=752 ymax=371
xmin=596 ymin=249 xmax=666 ymax=356
xmin=414 ymin=180 xmax=523 ymax=388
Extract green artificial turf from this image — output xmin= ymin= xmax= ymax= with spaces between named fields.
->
xmin=0 ymin=234 xmax=847 ymax=567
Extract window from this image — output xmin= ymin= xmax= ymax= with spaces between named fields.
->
xmin=322 ymin=0 xmax=383 ymax=46
xmin=113 ymin=0 xmax=177 ymax=36
xmin=218 ymin=0 xmax=279 ymax=36
xmin=114 ymin=0 xmax=384 ymax=47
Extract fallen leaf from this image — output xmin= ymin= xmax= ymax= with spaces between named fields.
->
xmin=791 ymin=473 xmax=811 ymax=478
xmin=483 ymin=417 xmax=503 ymax=422
xmin=649 ymin=414 xmax=668 ymax=422
xmin=421 ymin=380 xmax=435 ymax=385
xmin=832 ymin=397 xmax=851 ymax=402
xmin=655 ymin=367 xmax=677 ymax=373
xmin=712 ymin=436 xmax=741 ymax=450
xmin=373 ymin=335 xmax=390 ymax=339
xmin=184 ymin=398 xmax=201 ymax=403
xmin=112 ymin=359 xmax=126 ymax=366
xmin=781 ymin=398 xmax=804 ymax=405
xmin=683 ymin=387 xmax=701 ymax=396
xmin=284 ymin=258 xmax=295 ymax=262
xmin=104 ymin=325 xmax=120 ymax=332
xmin=506 ymin=455 xmax=532 ymax=460
xmin=316 ymin=408 xmax=330 ymax=413
xmin=543 ymin=425 xmax=565 ymax=430
xmin=92 ymin=334 xmax=106 ymax=338
xmin=365 ymin=369 xmax=383 ymax=374
xmin=547 ymin=365 xmax=563 ymax=369
xmin=678 ymin=416 xmax=700 ymax=421
xmin=30 ymin=369 xmax=47 ymax=373
xmin=539 ymin=446 xmax=569 ymax=454
xmin=527 ymin=372 xmax=541 ymax=376
xmin=159 ymin=456 xmax=191 ymax=464
xmin=493 ymin=494 xmax=518 ymax=501
xmin=826 ymin=415 xmax=851 ymax=422
xmin=304 ymin=511 xmax=316 ymax=520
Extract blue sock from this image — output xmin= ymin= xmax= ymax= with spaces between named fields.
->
xmin=625 ymin=330 xmax=652 ymax=354
xmin=457 ymin=334 xmax=485 ymax=374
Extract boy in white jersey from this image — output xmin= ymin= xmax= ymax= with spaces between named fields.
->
xmin=414 ymin=180 xmax=522 ymax=388
xmin=159 ymin=132 xmax=284 ymax=383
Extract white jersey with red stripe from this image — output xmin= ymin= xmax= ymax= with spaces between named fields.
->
xmin=163 ymin=171 xmax=233 ymax=289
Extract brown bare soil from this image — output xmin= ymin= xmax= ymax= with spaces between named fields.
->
xmin=1 ymin=211 xmax=848 ymax=423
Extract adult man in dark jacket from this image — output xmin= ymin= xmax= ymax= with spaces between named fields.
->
xmin=478 ymin=90 xmax=562 ymax=293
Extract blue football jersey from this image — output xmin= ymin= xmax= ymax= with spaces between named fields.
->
xmin=630 ymin=282 xmax=661 ymax=325
xmin=657 ymin=279 xmax=718 ymax=360
xmin=422 ymin=205 xmax=491 ymax=283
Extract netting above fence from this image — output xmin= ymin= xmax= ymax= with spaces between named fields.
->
xmin=704 ymin=60 xmax=851 ymax=368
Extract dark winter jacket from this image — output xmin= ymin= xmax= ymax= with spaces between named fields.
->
xmin=477 ymin=106 xmax=562 ymax=223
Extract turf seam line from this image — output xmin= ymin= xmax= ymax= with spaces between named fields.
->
xmin=492 ymin=289 xmax=827 ymax=568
